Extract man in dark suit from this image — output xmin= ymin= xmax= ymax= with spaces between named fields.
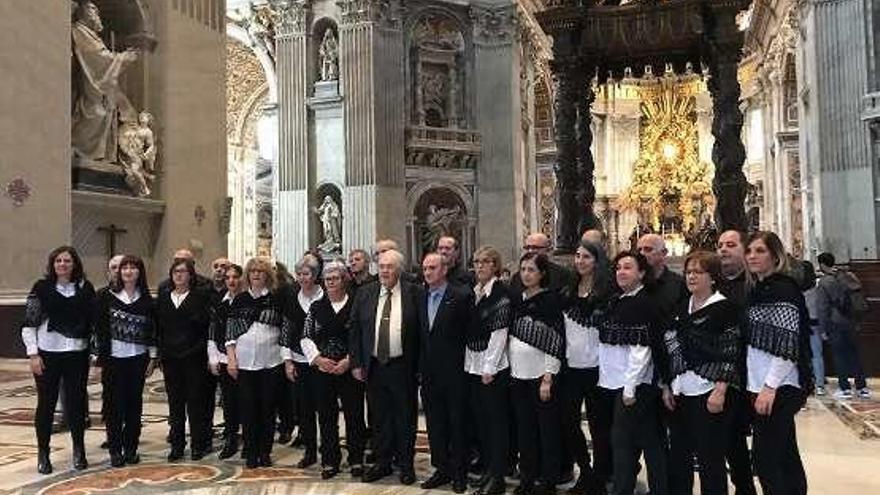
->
xmin=350 ymin=249 xmax=424 ymax=485
xmin=418 ymin=253 xmax=474 ymax=493
xmin=437 ymin=236 xmax=475 ymax=288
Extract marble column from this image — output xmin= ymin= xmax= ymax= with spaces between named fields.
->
xmin=705 ymin=9 xmax=748 ymax=232
xmin=338 ymin=0 xmax=406 ymax=254
xmin=272 ymin=0 xmax=311 ymax=264
xmin=471 ymin=2 xmax=521 ymax=262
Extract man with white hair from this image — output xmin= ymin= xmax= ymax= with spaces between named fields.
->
xmin=636 ymin=233 xmax=688 ymax=319
xmin=349 ymin=249 xmax=425 ymax=485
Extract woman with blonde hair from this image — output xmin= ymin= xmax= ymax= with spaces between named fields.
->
xmin=226 ymin=256 xmax=292 ymax=468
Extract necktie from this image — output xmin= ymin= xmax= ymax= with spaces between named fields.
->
xmin=429 ymin=292 xmax=441 ymax=330
xmin=377 ymin=288 xmax=392 ymax=364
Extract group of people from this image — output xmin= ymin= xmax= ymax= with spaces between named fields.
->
xmin=20 ymin=228 xmax=870 ymax=495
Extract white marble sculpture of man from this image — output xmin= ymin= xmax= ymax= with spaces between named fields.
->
xmin=118 ymin=111 xmax=157 ymax=197
xmin=315 ymin=195 xmax=341 ymax=250
xmin=72 ymin=0 xmax=139 ymax=162
xmin=318 ymin=30 xmax=339 ymax=81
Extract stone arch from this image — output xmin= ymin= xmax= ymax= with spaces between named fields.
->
xmin=406 ymin=181 xmax=475 ymax=264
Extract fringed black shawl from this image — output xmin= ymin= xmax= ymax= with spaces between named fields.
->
xmin=468 ymin=280 xmax=513 ymax=352
xmin=666 ymin=296 xmax=743 ymax=388
xmin=601 ymin=288 xmax=669 ymax=383
xmin=511 ymin=289 xmax=565 ymax=360
xmin=226 ymin=291 xmax=291 ymax=349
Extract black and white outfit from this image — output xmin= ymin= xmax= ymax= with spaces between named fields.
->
xmin=599 ymin=285 xmax=668 ymax=495
xmin=284 ymin=286 xmax=323 ymax=461
xmin=665 ymin=293 xmax=742 ymax=495
xmin=94 ymin=288 xmax=156 ymax=462
xmin=300 ymin=294 xmax=367 ymax=472
xmin=561 ymin=287 xmax=611 ymax=491
xmin=509 ymin=289 xmax=565 ymax=491
xmin=227 ymin=288 xmax=291 ymax=467
xmin=466 ymin=277 xmax=512 ymax=492
xmin=746 ymin=273 xmax=812 ymax=495
xmin=208 ymin=291 xmax=241 ymax=455
xmin=156 ymin=288 xmax=212 ymax=457
xmin=21 ymin=279 xmax=95 ymax=471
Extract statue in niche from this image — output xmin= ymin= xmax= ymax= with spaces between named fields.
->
xmin=318 ymin=30 xmax=339 ymax=81
xmin=118 ymin=111 xmax=158 ymax=197
xmin=314 ymin=195 xmax=342 ymax=253
xmin=71 ymin=0 xmax=140 ymax=162
xmin=422 ymin=204 xmax=464 ymax=252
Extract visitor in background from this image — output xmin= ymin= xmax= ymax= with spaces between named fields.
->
xmin=599 ymin=251 xmax=668 ymax=495
xmin=816 ymin=252 xmax=872 ymax=399
xmin=21 ymin=246 xmax=95 ymax=474
xmin=803 ymin=264 xmax=827 ymax=396
xmin=509 ymin=252 xmax=565 ymax=495
xmin=208 ymin=263 xmax=244 ymax=460
xmin=228 ymin=256 xmax=290 ymax=469
xmin=745 ymin=231 xmax=811 ymax=495
xmin=664 ymin=251 xmax=742 ymax=495
xmin=467 ymin=246 xmax=513 ymax=495
xmin=94 ymin=255 xmax=157 ymax=467
xmin=156 ymin=257 xmax=212 ymax=462
xmin=561 ymin=240 xmax=612 ymax=495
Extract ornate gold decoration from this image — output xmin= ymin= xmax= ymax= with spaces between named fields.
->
xmin=620 ymin=80 xmax=714 ymax=233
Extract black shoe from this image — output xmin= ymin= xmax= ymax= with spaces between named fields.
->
xmin=321 ymin=466 xmax=340 ymax=479
xmin=100 ymin=440 xmax=110 ymax=450
xmin=110 ymin=452 xmax=125 ymax=468
xmin=514 ymin=481 xmax=535 ymax=495
xmin=536 ymin=482 xmax=557 ymax=495
xmin=191 ymin=446 xmax=212 ymax=461
xmin=167 ymin=446 xmax=185 ymax=462
xmin=73 ymin=446 xmax=88 ymax=471
xmin=453 ymin=477 xmax=468 ymax=493
xmin=37 ymin=449 xmax=52 ymax=475
xmin=478 ymin=477 xmax=507 ymax=495
xmin=124 ymin=451 xmax=141 ymax=465
xmin=350 ymin=464 xmax=364 ymax=477
xmin=472 ymin=473 xmax=492 ymax=488
xmin=365 ymin=450 xmax=377 ymax=464
xmin=259 ymin=454 xmax=273 ymax=467
xmin=245 ymin=456 xmax=259 ymax=469
xmin=277 ymin=430 xmax=293 ymax=445
xmin=362 ymin=464 xmax=392 ymax=483
xmin=400 ymin=470 xmax=417 ymax=485
xmin=557 ymin=470 xmax=575 ymax=486
xmin=422 ymin=471 xmax=452 ymax=489
xmin=296 ymin=450 xmax=317 ymax=468
xmin=218 ymin=438 xmax=239 ymax=460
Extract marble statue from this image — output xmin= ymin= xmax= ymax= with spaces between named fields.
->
xmin=318 ymin=30 xmax=338 ymax=81
xmin=422 ymin=204 xmax=463 ymax=250
xmin=118 ymin=111 xmax=157 ymax=197
xmin=314 ymin=195 xmax=341 ymax=252
xmin=71 ymin=0 xmax=140 ymax=162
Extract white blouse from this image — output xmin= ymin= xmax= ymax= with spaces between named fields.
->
xmin=21 ymin=282 xmax=88 ymax=355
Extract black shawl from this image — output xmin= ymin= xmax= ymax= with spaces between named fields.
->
xmin=601 ymin=288 xmax=669 ymax=383
xmin=209 ymin=295 xmax=235 ymax=354
xmin=666 ymin=296 xmax=743 ymax=388
xmin=511 ymin=289 xmax=565 ymax=360
xmin=226 ymin=290 xmax=291 ymax=349
xmin=303 ymin=295 xmax=353 ymax=360
xmin=467 ymin=280 xmax=513 ymax=352
xmin=747 ymin=272 xmax=814 ymax=392
xmin=94 ymin=288 xmax=155 ymax=364
xmin=23 ymin=279 xmax=95 ymax=339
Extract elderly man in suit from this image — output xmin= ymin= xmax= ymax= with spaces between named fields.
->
xmin=419 ymin=252 xmax=474 ymax=493
xmin=350 ymin=249 xmax=424 ymax=485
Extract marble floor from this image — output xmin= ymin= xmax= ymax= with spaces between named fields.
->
xmin=0 ymin=359 xmax=876 ymax=495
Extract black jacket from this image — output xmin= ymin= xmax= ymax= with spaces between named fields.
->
xmin=419 ymin=282 xmax=474 ymax=381
xmin=156 ymin=288 xmax=211 ymax=360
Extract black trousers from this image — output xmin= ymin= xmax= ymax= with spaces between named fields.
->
xmin=239 ymin=365 xmax=283 ymax=461
xmin=203 ymin=371 xmax=217 ymax=446
xmin=751 ymin=386 xmax=807 ymax=495
xmin=512 ymin=377 xmax=562 ymax=486
xmin=561 ymin=366 xmax=613 ymax=483
xmin=276 ymin=379 xmax=295 ymax=435
xmin=34 ymin=350 xmax=90 ymax=451
xmin=422 ymin=373 xmax=468 ymax=478
xmin=106 ymin=353 xmax=149 ymax=455
xmin=469 ymin=370 xmax=510 ymax=479
xmin=367 ymin=358 xmax=417 ymax=471
xmin=218 ymin=363 xmax=240 ymax=438
xmin=163 ymin=354 xmax=209 ymax=451
xmin=313 ymin=369 xmax=367 ymax=467
xmin=293 ymin=361 xmax=318 ymax=451
xmin=725 ymin=388 xmax=757 ymax=495
xmin=609 ymin=385 xmax=668 ymax=495
xmin=668 ymin=391 xmax=731 ymax=495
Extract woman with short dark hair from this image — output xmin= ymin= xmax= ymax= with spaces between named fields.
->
xmin=156 ymin=257 xmax=212 ymax=462
xmin=509 ymin=252 xmax=565 ymax=495
xmin=21 ymin=246 xmax=95 ymax=474
xmin=745 ymin=232 xmax=812 ymax=495
xmin=94 ymin=255 xmax=158 ymax=467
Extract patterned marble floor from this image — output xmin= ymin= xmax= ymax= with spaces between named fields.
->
xmin=0 ymin=359 xmax=876 ymax=495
